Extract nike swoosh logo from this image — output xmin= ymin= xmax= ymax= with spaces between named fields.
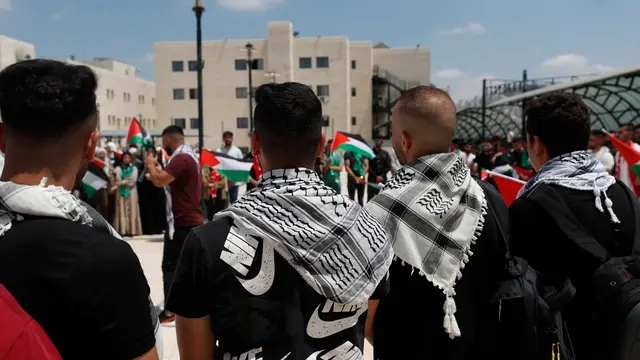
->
xmin=280 ymin=352 xmax=291 ymax=360
xmin=305 ymin=351 xmax=322 ymax=360
xmin=306 ymin=302 xmax=367 ymax=339
xmin=236 ymin=239 xmax=276 ymax=296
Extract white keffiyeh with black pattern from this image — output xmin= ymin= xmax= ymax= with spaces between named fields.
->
xmin=365 ymin=153 xmax=487 ymax=339
xmin=215 ymin=168 xmax=393 ymax=304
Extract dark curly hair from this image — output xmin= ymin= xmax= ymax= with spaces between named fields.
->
xmin=525 ymin=92 xmax=590 ymax=157
xmin=0 ymin=59 xmax=98 ymax=139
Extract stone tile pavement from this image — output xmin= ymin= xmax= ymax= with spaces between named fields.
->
xmin=126 ymin=236 xmax=374 ymax=360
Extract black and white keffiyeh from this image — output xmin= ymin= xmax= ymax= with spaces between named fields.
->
xmin=364 ymin=153 xmax=487 ymax=339
xmin=214 ymin=168 xmax=393 ymax=304
xmin=517 ymin=150 xmax=619 ymax=223
xmin=164 ymin=144 xmax=199 ymax=240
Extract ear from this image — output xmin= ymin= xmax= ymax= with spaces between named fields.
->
xmin=401 ymin=131 xmax=411 ymax=153
xmin=85 ymin=131 xmax=99 ymax=161
xmin=0 ymin=123 xmax=6 ymax=154
xmin=316 ymin=133 xmax=327 ymax=157
xmin=251 ymin=131 xmax=260 ymax=157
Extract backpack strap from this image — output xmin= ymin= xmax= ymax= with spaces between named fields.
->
xmin=527 ymin=184 xmax=609 ymax=262
xmin=477 ymin=180 xmax=511 ymax=257
xmin=615 ymin=179 xmax=640 ymax=257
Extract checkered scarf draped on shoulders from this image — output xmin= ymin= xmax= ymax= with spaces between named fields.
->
xmin=215 ymin=168 xmax=393 ymax=304
xmin=364 ymin=153 xmax=487 ymax=339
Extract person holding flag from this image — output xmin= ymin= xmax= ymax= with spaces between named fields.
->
xmin=613 ymin=124 xmax=640 ymax=196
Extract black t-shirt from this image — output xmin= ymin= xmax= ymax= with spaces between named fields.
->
xmin=373 ymin=181 xmax=507 ymax=359
xmin=368 ymin=148 xmax=392 ymax=182
xmin=0 ymin=218 xmax=156 ymax=360
xmin=167 ymin=217 xmax=389 ymax=360
xmin=510 ymin=182 xmax=635 ymax=359
xmin=474 ymin=153 xmax=494 ymax=171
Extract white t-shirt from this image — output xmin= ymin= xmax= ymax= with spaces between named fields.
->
xmin=216 ymin=145 xmax=243 ymax=159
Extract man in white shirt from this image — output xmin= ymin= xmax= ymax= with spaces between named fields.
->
xmin=614 ymin=124 xmax=640 ymax=195
xmin=216 ymin=131 xmax=243 ymax=203
xmin=588 ymin=130 xmax=615 ymax=173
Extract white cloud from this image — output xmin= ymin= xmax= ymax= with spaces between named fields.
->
xmin=438 ymin=22 xmax=486 ymax=35
xmin=436 ymin=68 xmax=464 ymax=79
xmin=217 ymin=0 xmax=285 ymax=11
xmin=51 ymin=11 xmax=65 ymax=21
xmin=441 ymin=74 xmax=495 ymax=103
xmin=0 ymin=0 xmax=10 ymax=11
xmin=541 ymin=53 xmax=612 ymax=75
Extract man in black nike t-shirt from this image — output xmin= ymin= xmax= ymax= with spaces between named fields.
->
xmin=167 ymin=82 xmax=393 ymax=360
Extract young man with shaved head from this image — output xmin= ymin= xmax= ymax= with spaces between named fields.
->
xmin=365 ymin=86 xmax=509 ymax=359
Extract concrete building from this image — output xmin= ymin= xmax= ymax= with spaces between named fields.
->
xmin=60 ymin=58 xmax=157 ymax=145
xmin=0 ymin=35 xmax=35 ymax=70
xmin=154 ymin=21 xmax=431 ymax=152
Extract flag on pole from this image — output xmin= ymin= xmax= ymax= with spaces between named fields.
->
xmin=200 ymin=149 xmax=254 ymax=183
xmin=82 ymin=159 xmax=109 ymax=198
xmin=126 ymin=118 xmax=154 ymax=149
xmin=331 ymin=131 xmax=375 ymax=159
xmin=480 ymin=169 xmax=526 ymax=206
xmin=606 ymin=131 xmax=640 ymax=177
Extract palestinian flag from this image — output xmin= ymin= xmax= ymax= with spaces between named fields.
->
xmin=126 ymin=118 xmax=153 ymax=149
xmin=480 ymin=169 xmax=525 ymax=206
xmin=82 ymin=158 xmax=109 ymax=198
xmin=331 ymin=132 xmax=375 ymax=159
xmin=200 ymin=149 xmax=254 ymax=183
xmin=606 ymin=132 xmax=640 ymax=177
xmin=513 ymin=165 xmax=534 ymax=179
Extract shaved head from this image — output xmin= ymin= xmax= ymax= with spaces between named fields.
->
xmin=391 ymin=86 xmax=456 ymax=164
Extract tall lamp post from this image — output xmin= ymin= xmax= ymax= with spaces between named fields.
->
xmin=193 ymin=0 xmax=205 ymax=151
xmin=245 ymin=42 xmax=254 ymax=134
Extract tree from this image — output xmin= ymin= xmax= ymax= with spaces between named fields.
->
xmin=373 ymin=42 xmax=389 ymax=49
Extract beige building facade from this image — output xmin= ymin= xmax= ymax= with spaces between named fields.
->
xmin=60 ymin=58 xmax=157 ymax=145
xmin=0 ymin=35 xmax=36 ymax=69
xmin=154 ymin=21 xmax=430 ymax=151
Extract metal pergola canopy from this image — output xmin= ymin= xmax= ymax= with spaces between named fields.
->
xmin=455 ymin=66 xmax=640 ymax=141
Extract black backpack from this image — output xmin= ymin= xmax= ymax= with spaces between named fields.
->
xmin=478 ymin=180 xmax=577 ymax=360
xmin=527 ymin=182 xmax=640 ymax=360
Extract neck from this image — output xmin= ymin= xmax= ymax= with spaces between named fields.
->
xmin=172 ymin=142 xmax=185 ymax=152
xmin=224 ymin=144 xmax=232 ymax=149
xmin=0 ymin=163 xmax=77 ymax=191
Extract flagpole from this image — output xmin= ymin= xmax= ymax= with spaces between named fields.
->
xmin=485 ymin=170 xmax=526 ymax=184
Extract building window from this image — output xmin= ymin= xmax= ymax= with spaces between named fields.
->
xmin=316 ymin=85 xmax=330 ymax=97
xmin=351 ymin=60 xmax=357 ymax=69
xmin=189 ymin=88 xmax=198 ymax=100
xmin=172 ymin=118 xmax=186 ymax=129
xmin=251 ymin=58 xmax=264 ymax=70
xmin=188 ymin=60 xmax=199 ymax=72
xmin=322 ymin=116 xmax=330 ymax=127
xmin=173 ymin=89 xmax=185 ymax=100
xmin=123 ymin=92 xmax=131 ymax=102
xmin=299 ymin=57 xmax=312 ymax=69
xmin=235 ymin=59 xmax=247 ymax=71
xmin=139 ymin=95 xmax=145 ymax=104
xmin=235 ymin=87 xmax=248 ymax=99
xmin=351 ymin=88 xmax=357 ymax=97
xmin=351 ymin=117 xmax=357 ymax=126
xmin=190 ymin=118 xmax=200 ymax=129
xmin=251 ymin=87 xmax=257 ymax=98
xmin=152 ymin=98 xmax=156 ymax=106
xmin=236 ymin=117 xmax=249 ymax=129
xmin=172 ymin=61 xmax=184 ymax=72
xmin=316 ymin=56 xmax=329 ymax=68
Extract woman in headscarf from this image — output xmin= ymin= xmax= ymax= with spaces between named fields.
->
xmin=138 ymin=147 xmax=166 ymax=234
xmin=112 ymin=151 xmax=142 ymax=236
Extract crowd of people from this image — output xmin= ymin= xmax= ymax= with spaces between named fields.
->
xmin=3 ymin=58 xmax=640 ymax=360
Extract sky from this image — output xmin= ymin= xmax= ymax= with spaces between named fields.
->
xmin=0 ymin=0 xmax=638 ymax=102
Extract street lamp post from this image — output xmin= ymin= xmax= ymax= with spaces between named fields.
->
xmin=245 ymin=42 xmax=254 ymax=134
xmin=193 ymin=0 xmax=205 ymax=151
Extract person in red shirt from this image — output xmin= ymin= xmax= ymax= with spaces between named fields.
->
xmin=145 ymin=125 xmax=204 ymax=323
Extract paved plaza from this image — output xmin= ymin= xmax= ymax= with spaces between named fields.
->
xmin=127 ymin=236 xmax=374 ymax=360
